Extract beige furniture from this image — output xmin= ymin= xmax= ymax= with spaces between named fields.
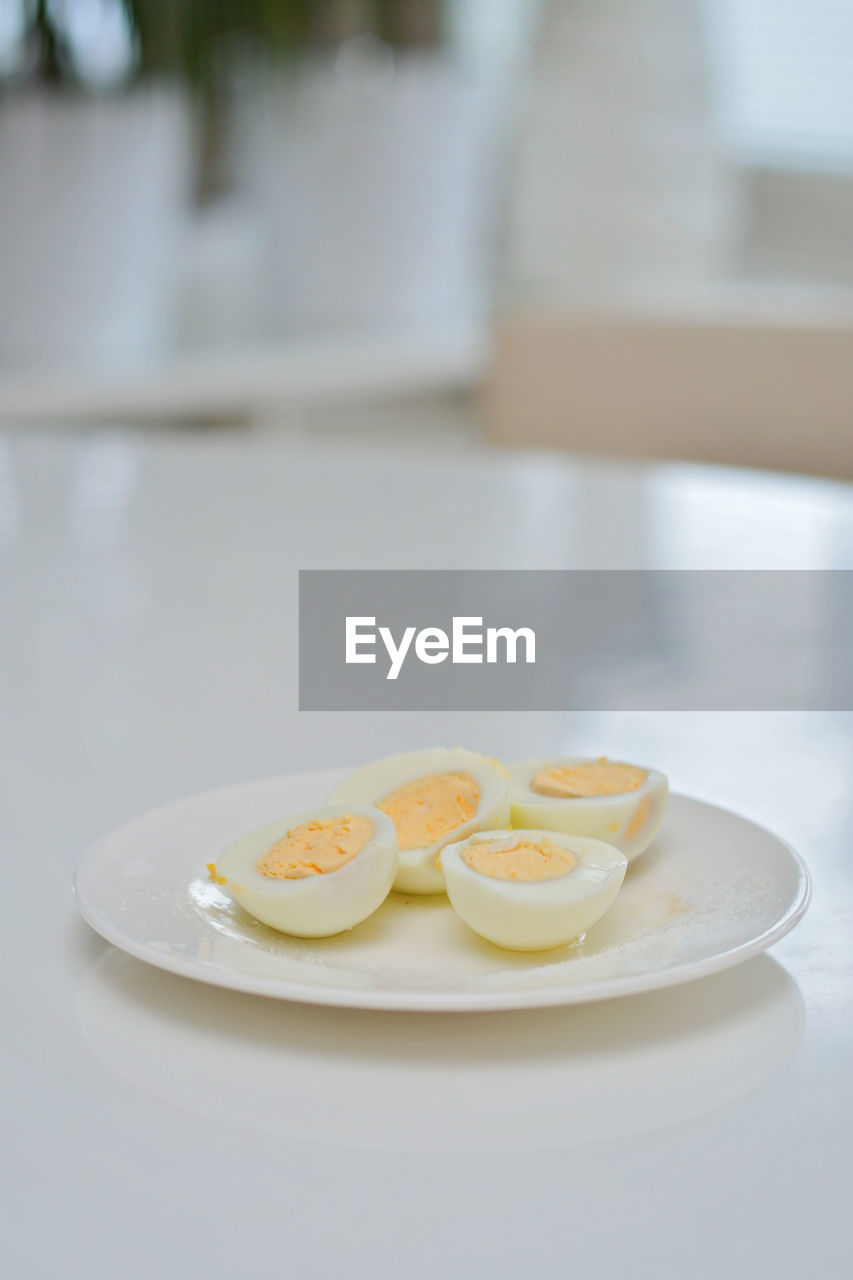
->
xmin=486 ymin=307 xmax=853 ymax=479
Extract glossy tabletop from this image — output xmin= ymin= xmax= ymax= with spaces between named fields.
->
xmin=1 ymin=425 xmax=851 ymax=1279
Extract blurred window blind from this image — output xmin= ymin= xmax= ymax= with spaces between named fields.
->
xmin=708 ymin=0 xmax=853 ymax=167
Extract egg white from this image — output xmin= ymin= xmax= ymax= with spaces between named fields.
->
xmin=508 ymin=757 xmax=668 ymax=861
xmin=216 ymin=804 xmax=397 ymax=937
xmin=442 ymin=828 xmax=627 ymax=951
xmin=328 ymin=747 xmax=511 ymax=895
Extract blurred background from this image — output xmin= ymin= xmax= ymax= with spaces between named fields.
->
xmin=1 ymin=0 xmax=853 ymax=478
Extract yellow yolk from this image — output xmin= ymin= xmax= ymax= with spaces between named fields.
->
xmin=531 ymin=759 xmax=647 ymax=798
xmin=378 ymin=771 xmax=480 ymax=851
xmin=255 ymin=815 xmax=374 ymax=879
xmin=463 ymin=837 xmax=580 ymax=882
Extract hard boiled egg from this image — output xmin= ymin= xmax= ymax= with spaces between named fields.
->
xmin=328 ymin=747 xmax=511 ymax=894
xmin=508 ymin=756 xmax=668 ymax=861
xmin=442 ymin=828 xmax=627 ymax=951
xmin=211 ymin=804 xmax=397 ymax=937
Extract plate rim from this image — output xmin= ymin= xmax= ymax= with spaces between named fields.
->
xmin=73 ymin=771 xmax=812 ymax=1012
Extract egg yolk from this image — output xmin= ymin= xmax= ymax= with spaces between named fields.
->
xmin=463 ymin=837 xmax=579 ymax=882
xmin=378 ymin=771 xmax=480 ymax=850
xmin=531 ymin=759 xmax=647 ymax=798
xmin=256 ymin=815 xmax=374 ymax=879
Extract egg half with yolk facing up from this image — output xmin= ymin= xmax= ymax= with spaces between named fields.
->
xmin=441 ymin=828 xmax=628 ymax=951
xmin=328 ymin=748 xmax=511 ymax=894
xmin=212 ymin=804 xmax=397 ymax=937
xmin=508 ymin=757 xmax=668 ymax=862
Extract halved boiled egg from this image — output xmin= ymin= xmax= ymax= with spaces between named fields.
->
xmin=442 ymin=828 xmax=627 ymax=951
xmin=328 ymin=747 xmax=510 ymax=894
xmin=211 ymin=804 xmax=397 ymax=937
xmin=508 ymin=756 xmax=668 ymax=861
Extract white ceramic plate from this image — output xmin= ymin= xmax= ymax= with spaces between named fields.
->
xmin=74 ymin=769 xmax=810 ymax=1012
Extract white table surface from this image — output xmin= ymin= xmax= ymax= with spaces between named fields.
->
xmin=1 ymin=425 xmax=851 ymax=1279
